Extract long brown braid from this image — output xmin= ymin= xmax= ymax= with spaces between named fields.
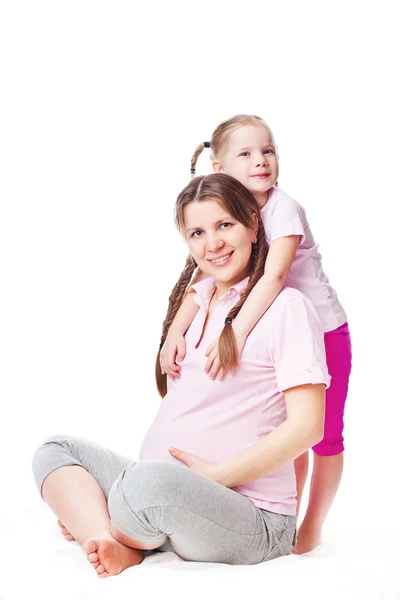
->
xmin=217 ymin=218 xmax=268 ymax=372
xmin=155 ymin=254 xmax=198 ymax=397
xmin=155 ymin=173 xmax=269 ymax=397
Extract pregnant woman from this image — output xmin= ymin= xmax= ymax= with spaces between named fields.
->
xmin=32 ymin=173 xmax=329 ymax=577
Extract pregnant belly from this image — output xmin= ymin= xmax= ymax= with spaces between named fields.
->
xmin=139 ymin=413 xmax=253 ymax=465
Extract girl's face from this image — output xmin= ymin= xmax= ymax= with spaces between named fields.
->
xmin=213 ymin=125 xmax=279 ymax=208
xmin=184 ymin=199 xmax=257 ymax=296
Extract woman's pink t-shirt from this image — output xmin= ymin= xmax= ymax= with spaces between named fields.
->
xmin=261 ymin=187 xmax=347 ymax=332
xmin=139 ymin=278 xmax=330 ymax=516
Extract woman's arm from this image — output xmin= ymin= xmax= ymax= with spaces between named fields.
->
xmin=170 ymin=382 xmax=325 ymax=485
xmin=214 ymin=383 xmax=325 ymax=487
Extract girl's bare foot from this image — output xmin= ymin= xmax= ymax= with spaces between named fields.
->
xmin=292 ymin=522 xmax=322 ymax=554
xmin=82 ymin=537 xmax=143 ymax=578
xmin=57 ymin=520 xmax=76 ymax=541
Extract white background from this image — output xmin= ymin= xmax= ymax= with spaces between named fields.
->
xmin=0 ymin=0 xmax=399 ymax=592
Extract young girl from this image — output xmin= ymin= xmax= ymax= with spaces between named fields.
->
xmin=32 ymin=174 xmax=328 ymax=576
xmin=160 ymin=115 xmax=352 ymax=555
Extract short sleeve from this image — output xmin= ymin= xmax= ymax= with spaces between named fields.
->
xmin=270 ymin=197 xmax=306 ymax=244
xmin=271 ymin=295 xmax=331 ymax=392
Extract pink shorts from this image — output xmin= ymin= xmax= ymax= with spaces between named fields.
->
xmin=312 ymin=322 xmax=352 ymax=456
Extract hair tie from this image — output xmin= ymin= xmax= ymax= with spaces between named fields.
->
xmin=204 ymin=141 xmax=210 ymax=148
xmin=225 ymin=317 xmax=233 ymax=325
xmin=159 ymin=342 xmax=164 ymax=350
xmin=190 ymin=168 xmax=196 ymax=174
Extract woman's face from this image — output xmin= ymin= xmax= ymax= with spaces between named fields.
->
xmin=183 ymin=198 xmax=257 ymax=294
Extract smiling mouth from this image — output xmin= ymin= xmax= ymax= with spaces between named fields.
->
xmin=208 ymin=251 xmax=234 ymax=264
xmin=252 ymin=173 xmax=270 ymax=178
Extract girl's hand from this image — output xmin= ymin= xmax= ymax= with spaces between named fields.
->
xmin=168 ymin=447 xmax=221 ymax=482
xmin=204 ymin=333 xmax=247 ymax=381
xmin=160 ymin=331 xmax=186 ymax=380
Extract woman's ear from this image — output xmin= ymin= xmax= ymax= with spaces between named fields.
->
xmin=212 ymin=160 xmax=224 ymax=173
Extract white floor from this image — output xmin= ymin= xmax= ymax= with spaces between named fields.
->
xmin=1 ymin=496 xmax=399 ymax=600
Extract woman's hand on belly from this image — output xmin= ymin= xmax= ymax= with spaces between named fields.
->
xmin=168 ymin=447 xmax=222 ymax=483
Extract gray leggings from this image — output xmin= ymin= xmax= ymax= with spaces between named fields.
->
xmin=32 ymin=435 xmax=296 ymax=565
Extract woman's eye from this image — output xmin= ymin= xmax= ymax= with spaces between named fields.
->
xmin=219 ymin=222 xmax=232 ymax=231
xmin=191 ymin=230 xmax=203 ymax=238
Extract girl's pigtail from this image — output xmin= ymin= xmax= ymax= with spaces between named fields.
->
xmin=190 ymin=141 xmax=211 ymax=178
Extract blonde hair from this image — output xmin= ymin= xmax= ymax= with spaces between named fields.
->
xmin=155 ymin=173 xmax=268 ymax=398
xmin=190 ymin=114 xmax=277 ymax=177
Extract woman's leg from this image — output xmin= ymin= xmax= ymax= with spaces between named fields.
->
xmin=293 ymin=325 xmax=352 ymax=554
xmin=32 ymin=435 xmax=151 ymax=577
xmin=42 ymin=464 xmax=115 ymax=544
xmin=106 ymin=460 xmax=297 ymax=565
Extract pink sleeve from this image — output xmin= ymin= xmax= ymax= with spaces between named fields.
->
xmin=270 ymin=198 xmax=306 ymax=244
xmin=271 ymin=296 xmax=331 ymax=392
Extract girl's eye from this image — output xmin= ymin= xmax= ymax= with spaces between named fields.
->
xmin=239 ymin=151 xmax=249 ymax=157
xmin=264 ymin=148 xmax=275 ymax=154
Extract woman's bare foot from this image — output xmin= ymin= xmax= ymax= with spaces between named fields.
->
xmin=82 ymin=537 xmax=143 ymax=578
xmin=292 ymin=522 xmax=322 ymax=554
xmin=57 ymin=520 xmax=76 ymax=541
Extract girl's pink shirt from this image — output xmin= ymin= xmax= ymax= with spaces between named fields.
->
xmin=261 ymin=187 xmax=347 ymax=332
xmin=139 ymin=278 xmax=330 ymax=516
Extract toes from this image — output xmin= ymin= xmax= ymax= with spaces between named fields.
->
xmin=96 ymin=564 xmax=106 ymax=575
xmin=82 ymin=539 xmax=98 ymax=555
xmin=57 ymin=520 xmax=76 ymax=539
xmin=59 ymin=525 xmax=75 ymax=541
xmin=87 ymin=552 xmax=99 ymax=564
xmin=92 ymin=561 xmax=100 ymax=569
